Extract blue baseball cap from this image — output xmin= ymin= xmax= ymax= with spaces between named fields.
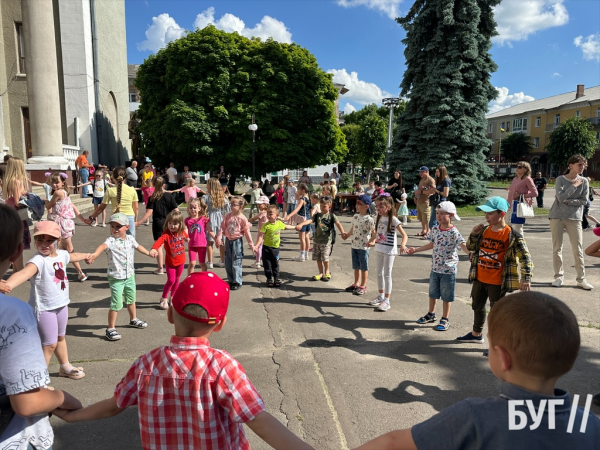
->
xmin=476 ymin=196 xmax=510 ymax=213
xmin=418 ymin=166 xmax=429 ymax=172
xmin=357 ymin=194 xmax=372 ymax=206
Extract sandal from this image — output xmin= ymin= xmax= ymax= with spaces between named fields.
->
xmin=274 ymin=279 xmax=282 ymax=287
xmin=59 ymin=365 xmax=85 ymax=380
xmin=312 ymin=274 xmax=323 ymax=281
xmin=323 ymin=274 xmax=332 ymax=282
xmin=154 ymin=268 xmax=165 ymax=275
xmin=159 ymin=300 xmax=169 ymax=310
xmin=267 ymin=279 xmax=274 ymax=287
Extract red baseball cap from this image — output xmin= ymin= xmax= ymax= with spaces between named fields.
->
xmin=172 ymin=272 xmax=229 ymax=324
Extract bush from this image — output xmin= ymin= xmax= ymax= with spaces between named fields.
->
xmin=339 ymin=173 xmax=353 ymax=191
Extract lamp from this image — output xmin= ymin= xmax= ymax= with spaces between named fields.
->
xmin=248 ymin=114 xmax=258 ymax=180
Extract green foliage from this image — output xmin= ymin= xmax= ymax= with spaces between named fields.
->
xmin=547 ymin=117 xmax=597 ymax=168
xmin=387 ymin=0 xmax=500 ymax=205
xmin=341 ymin=123 xmax=360 ymax=166
xmin=501 ymin=133 xmax=533 ymax=162
xmin=135 ymin=26 xmax=347 ymax=176
xmin=343 ymin=103 xmax=405 ymax=126
xmin=338 ymin=173 xmax=353 ymax=190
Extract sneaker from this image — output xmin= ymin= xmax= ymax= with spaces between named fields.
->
xmin=105 ymin=328 xmax=121 ymax=341
xmin=91 ymin=222 xmax=97 ymax=227
xmin=153 ymin=268 xmax=164 ymax=275
xmin=78 ymin=273 xmax=88 ymax=282
xmin=215 ymin=260 xmax=225 ymax=268
xmin=483 ymin=349 xmax=489 ymax=357
xmin=101 ymin=223 xmax=106 ymax=227
xmin=368 ymin=295 xmax=384 ymax=306
xmin=577 ymin=279 xmax=594 ymax=290
xmin=207 ymin=262 xmax=214 ymax=269
xmin=456 ymin=332 xmax=484 ymax=343
xmin=376 ymin=300 xmax=390 ymax=312
xmin=230 ymin=283 xmax=241 ymax=291
xmin=129 ymin=318 xmax=147 ymax=328
xmin=293 ymin=255 xmax=306 ymax=262
xmin=550 ymin=278 xmax=563 ymax=287
xmin=353 ymin=286 xmax=367 ymax=295
xmin=250 ymin=262 xmax=261 ymax=268
xmin=274 ymin=279 xmax=282 ymax=287
xmin=436 ymin=318 xmax=450 ymax=331
xmin=345 ymin=284 xmax=358 ymax=292
xmin=417 ymin=312 xmax=436 ymax=324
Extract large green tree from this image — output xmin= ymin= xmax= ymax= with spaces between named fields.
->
xmin=135 ymin=26 xmax=346 ymax=180
xmin=501 ymin=132 xmax=533 ymax=162
xmin=387 ymin=0 xmax=500 ymax=204
xmin=547 ymin=117 xmax=597 ymax=168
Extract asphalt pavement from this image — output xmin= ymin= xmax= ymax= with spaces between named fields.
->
xmin=4 ymin=197 xmax=600 ymax=449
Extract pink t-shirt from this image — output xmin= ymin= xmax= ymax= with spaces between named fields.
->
xmin=217 ymin=213 xmax=253 ymax=245
xmin=185 ymin=216 xmax=209 ymax=248
xmin=181 ymin=186 xmax=202 ymax=203
xmin=256 ymin=212 xmax=268 ymax=236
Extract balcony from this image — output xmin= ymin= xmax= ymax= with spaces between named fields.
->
xmin=587 ymin=117 xmax=600 ymax=127
xmin=62 ymin=145 xmax=82 ymax=169
xmin=546 ymin=123 xmax=560 ymax=132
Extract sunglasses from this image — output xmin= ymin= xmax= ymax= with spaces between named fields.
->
xmin=516 ymin=165 xmax=524 ymax=169
xmin=320 ymin=196 xmax=331 ymax=200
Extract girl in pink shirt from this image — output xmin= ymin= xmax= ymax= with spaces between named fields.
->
xmin=184 ymin=198 xmax=213 ymax=276
xmin=177 ymin=178 xmax=206 ymax=203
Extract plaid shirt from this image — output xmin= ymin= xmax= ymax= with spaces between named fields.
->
xmin=114 ymin=336 xmax=265 ymax=450
xmin=466 ymin=225 xmax=533 ymax=297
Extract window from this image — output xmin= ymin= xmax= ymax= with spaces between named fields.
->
xmin=129 ymin=93 xmax=137 ymax=102
xmin=512 ymin=118 xmax=528 ymax=132
xmin=16 ymin=23 xmax=25 ymax=74
xmin=22 ymin=107 xmax=31 ymax=159
xmin=535 ymin=117 xmax=541 ymax=127
xmin=597 ymin=107 xmax=600 ymax=118
xmin=575 ymin=110 xmax=581 ymax=118
xmin=592 ymin=162 xmax=599 ymax=172
xmin=554 ymin=114 xmax=560 ymax=125
xmin=488 ymin=124 xmax=493 ymax=133
xmin=533 ymin=137 xmax=539 ymax=148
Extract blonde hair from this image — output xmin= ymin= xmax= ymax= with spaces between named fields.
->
xmin=149 ymin=176 xmax=165 ymax=202
xmin=111 ymin=166 xmax=126 ymax=213
xmin=375 ymin=195 xmax=395 ymax=234
xmin=229 ymin=195 xmax=246 ymax=209
xmin=186 ymin=178 xmax=195 ymax=187
xmin=516 ymin=161 xmax=531 ymax=178
xmin=49 ymin=172 xmax=70 ymax=196
xmin=4 ymin=157 xmax=28 ymax=201
xmin=163 ymin=210 xmax=185 ymax=235
xmin=207 ymin=178 xmax=225 ymax=209
xmin=187 ymin=197 xmax=207 ymax=218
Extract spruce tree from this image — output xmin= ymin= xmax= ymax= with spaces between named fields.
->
xmin=388 ymin=0 xmax=500 ymax=204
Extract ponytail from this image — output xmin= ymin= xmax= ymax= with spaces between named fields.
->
xmin=112 ymin=166 xmax=126 ymax=213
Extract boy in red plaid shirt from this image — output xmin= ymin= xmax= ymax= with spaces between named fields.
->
xmin=52 ymin=272 xmax=313 ymax=450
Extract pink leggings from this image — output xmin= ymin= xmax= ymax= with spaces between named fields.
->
xmin=162 ymin=264 xmax=184 ymax=298
xmin=38 ymin=306 xmax=68 ymax=346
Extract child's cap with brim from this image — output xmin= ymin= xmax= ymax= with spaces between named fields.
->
xmin=255 ymin=195 xmax=270 ymax=204
xmin=172 ymin=272 xmax=229 ymax=324
xmin=436 ymin=201 xmax=461 ymax=220
xmin=32 ymin=221 xmax=61 ymax=239
xmin=475 ymin=196 xmax=510 ymax=213
xmin=109 ymin=213 xmax=129 ymax=226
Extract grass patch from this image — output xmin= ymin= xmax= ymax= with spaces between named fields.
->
xmin=580 ymin=323 xmax=600 ymax=331
xmin=487 ymin=181 xmax=600 ymax=189
xmin=455 ymin=205 xmax=549 ymax=217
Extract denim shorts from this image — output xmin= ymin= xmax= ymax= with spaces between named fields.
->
xmin=92 ymin=196 xmax=103 ymax=205
xmin=351 ymin=248 xmax=369 ymax=271
xmin=429 ymin=271 xmax=456 ymax=302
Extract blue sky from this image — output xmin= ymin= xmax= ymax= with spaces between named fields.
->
xmin=125 ymin=0 xmax=600 ymax=115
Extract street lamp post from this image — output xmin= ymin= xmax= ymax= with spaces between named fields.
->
xmin=248 ymin=114 xmax=258 ymax=181
xmin=382 ymin=97 xmax=400 ymax=150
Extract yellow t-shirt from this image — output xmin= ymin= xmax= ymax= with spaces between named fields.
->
xmin=142 ymin=170 xmax=154 ymax=182
xmin=102 ymin=184 xmax=138 ymax=216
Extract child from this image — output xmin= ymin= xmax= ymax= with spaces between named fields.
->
xmin=275 ymin=181 xmax=285 ymax=213
xmin=408 ymin=202 xmax=469 ymax=331
xmin=87 ymin=213 xmax=153 ymax=340
xmin=150 ymin=210 xmax=189 ymax=309
xmin=52 ymin=272 xmax=314 ymax=450
xmin=351 ymin=292 xmax=600 ymax=449
xmin=295 ymin=196 xmax=345 ymax=281
xmin=78 ymin=169 xmax=110 ymax=227
xmin=342 ymin=194 xmax=375 ymax=295
xmin=397 ymin=192 xmax=409 ymax=225
xmin=368 ymin=195 xmax=407 ymax=311
xmin=140 ymin=175 xmax=154 ymax=226
xmin=0 ymin=205 xmax=82 ymax=450
xmin=457 ymin=197 xmax=532 ymax=354
xmin=205 ymin=178 xmax=230 ymax=269
xmin=247 ymin=181 xmax=264 ymax=217
xmin=254 ymin=205 xmax=297 ymax=286
xmin=0 ymin=221 xmax=90 ymax=378
xmin=185 ymin=198 xmax=211 ymax=276
xmin=45 ymin=172 xmax=89 ymax=282
xmin=249 ymin=195 xmax=270 ymax=269
xmin=284 ymin=183 xmax=311 ymax=261
xmin=286 ymin=179 xmax=298 ymax=216
xmin=282 ymin=174 xmax=290 ymax=213
xmin=173 ymin=178 xmax=206 ymax=204
xmin=215 ymin=196 xmax=255 ymax=290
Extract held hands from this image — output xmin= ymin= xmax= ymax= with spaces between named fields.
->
xmin=149 ymin=249 xmax=158 ymax=258
xmin=294 ymin=224 xmax=302 ymax=231
xmin=215 ymin=239 xmax=222 ymax=248
xmin=399 ymin=246 xmax=408 ymax=255
xmin=341 ymin=232 xmax=348 ymax=240
xmin=85 ymin=254 xmax=97 ymax=265
xmin=0 ymin=280 xmax=11 ymax=294
xmin=83 ymin=218 xmax=93 ymax=226
xmin=406 ymin=247 xmax=416 ymax=254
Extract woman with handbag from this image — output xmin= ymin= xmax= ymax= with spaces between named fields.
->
xmin=548 ymin=154 xmax=593 ymax=290
xmin=507 ymin=161 xmax=537 ymax=236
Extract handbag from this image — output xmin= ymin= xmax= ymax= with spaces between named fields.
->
xmin=516 ymin=194 xmax=534 ymax=218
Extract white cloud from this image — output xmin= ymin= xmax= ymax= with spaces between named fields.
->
xmin=574 ymin=34 xmax=600 ymax=62
xmin=193 ymin=7 xmax=292 ymax=43
xmin=492 ymin=1 xmax=568 ymax=46
xmin=488 ymin=87 xmax=535 ymax=114
xmin=343 ymin=103 xmax=357 ymax=114
xmin=335 ymin=0 xmax=403 ymax=20
xmin=137 ymin=13 xmax=186 ymax=52
xmin=328 ymin=69 xmax=392 ymax=105
xmin=551 ymin=72 xmax=562 ymax=78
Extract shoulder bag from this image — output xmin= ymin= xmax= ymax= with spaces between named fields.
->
xmin=516 ymin=194 xmax=534 ymax=218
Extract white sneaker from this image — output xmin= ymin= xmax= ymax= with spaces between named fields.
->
xmin=577 ymin=279 xmax=594 ymax=290
xmin=250 ymin=262 xmax=261 ymax=268
xmin=215 ymin=260 xmax=225 ymax=268
xmin=377 ymin=300 xmax=391 ymax=311
xmin=368 ymin=296 xmax=384 ymax=306
xmin=78 ymin=273 xmax=88 ymax=282
xmin=207 ymin=262 xmax=214 ymax=269
xmin=551 ymin=278 xmax=563 ymax=287
xmin=293 ymin=255 xmax=305 ymax=262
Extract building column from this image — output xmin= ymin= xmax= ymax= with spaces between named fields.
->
xmin=21 ymin=0 xmax=68 ymax=167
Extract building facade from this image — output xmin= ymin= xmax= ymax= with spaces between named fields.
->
xmin=0 ymin=0 xmax=130 ymax=168
xmin=486 ymin=85 xmax=600 ymax=179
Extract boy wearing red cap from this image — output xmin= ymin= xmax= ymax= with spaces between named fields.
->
xmin=52 ymin=272 xmax=313 ymax=450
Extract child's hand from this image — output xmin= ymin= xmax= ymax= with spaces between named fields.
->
xmin=85 ymin=254 xmax=96 ymax=265
xmin=471 ymin=223 xmax=485 ymax=235
xmin=294 ymin=224 xmax=302 ymax=231
xmin=366 ymin=240 xmax=375 ymax=248
xmin=149 ymin=249 xmax=158 ymax=258
xmin=341 ymin=232 xmax=347 ymax=240
xmin=407 ymin=247 xmax=415 ymax=254
xmin=83 ymin=218 xmax=93 ymax=226
xmin=215 ymin=239 xmax=222 ymax=248
xmin=0 ymin=280 xmax=12 ymax=294
xmin=148 ymin=251 xmax=156 ymax=258
xmin=519 ymin=280 xmax=531 ymax=291
xmin=399 ymin=245 xmax=407 ymax=254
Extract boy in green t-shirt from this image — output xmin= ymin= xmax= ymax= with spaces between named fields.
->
xmin=254 ymin=205 xmax=296 ymax=287
xmin=296 ymin=196 xmax=345 ymax=281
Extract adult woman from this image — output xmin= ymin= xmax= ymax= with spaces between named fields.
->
xmin=136 ymin=177 xmax=179 ymax=274
xmin=140 ymin=163 xmax=154 ymax=186
xmin=548 ymin=154 xmax=593 ymax=290
xmin=429 ymin=166 xmax=451 ymax=229
xmin=263 ymin=178 xmax=275 ymax=204
xmin=386 ymin=170 xmax=405 ymax=204
xmin=299 ymin=170 xmax=312 ymax=186
xmin=218 ymin=166 xmax=228 ymax=188
xmin=320 ymin=172 xmax=330 ymax=186
xmin=87 ymin=167 xmax=139 ymax=238
xmin=507 ymin=161 xmax=538 ymax=235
